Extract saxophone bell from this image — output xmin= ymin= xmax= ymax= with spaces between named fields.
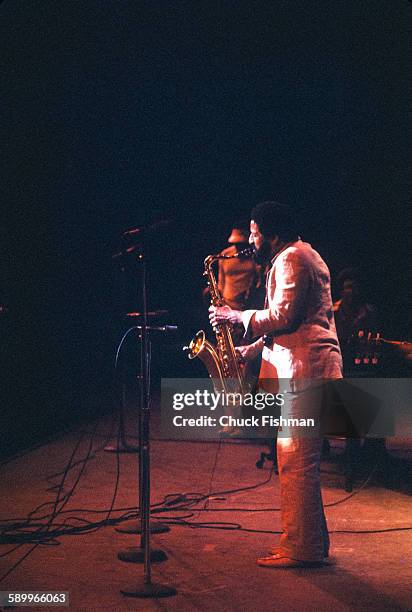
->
xmin=186 ymin=330 xmax=206 ymax=359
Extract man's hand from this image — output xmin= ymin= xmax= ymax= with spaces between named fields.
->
xmin=209 ymin=305 xmax=242 ymax=329
xmin=235 ymin=338 xmax=264 ymax=363
xmin=235 ymin=345 xmax=249 ymax=365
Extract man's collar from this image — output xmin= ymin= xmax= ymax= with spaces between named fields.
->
xmin=270 ymin=238 xmax=302 ymax=265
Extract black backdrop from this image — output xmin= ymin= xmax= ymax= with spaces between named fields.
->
xmin=1 ymin=1 xmax=410 ymax=453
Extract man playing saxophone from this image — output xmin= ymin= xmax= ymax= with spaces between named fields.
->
xmin=209 ymin=200 xmax=343 ymax=568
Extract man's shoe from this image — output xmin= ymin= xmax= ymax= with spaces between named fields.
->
xmin=219 ymin=426 xmax=242 ymax=437
xmin=257 ymin=554 xmax=326 ymax=568
xmin=268 ymin=546 xmax=329 ymax=559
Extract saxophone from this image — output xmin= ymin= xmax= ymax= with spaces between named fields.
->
xmin=185 ymin=248 xmax=253 ymax=395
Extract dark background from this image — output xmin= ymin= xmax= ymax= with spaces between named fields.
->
xmin=1 ymin=1 xmax=410 ymax=454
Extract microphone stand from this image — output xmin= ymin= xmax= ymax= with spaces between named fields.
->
xmin=116 ymin=326 xmax=170 ymax=535
xmin=104 ymin=381 xmax=139 ymax=453
xmin=106 ymin=238 xmax=140 ymax=454
xmin=120 ymin=247 xmax=176 ymax=599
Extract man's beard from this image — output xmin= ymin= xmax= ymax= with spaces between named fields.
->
xmin=253 ymin=241 xmax=272 ymax=266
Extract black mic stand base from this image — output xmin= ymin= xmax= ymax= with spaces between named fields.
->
xmin=116 ymin=519 xmax=170 ymax=534
xmin=121 ymin=582 xmax=177 ymax=599
xmin=118 ymin=546 xmax=167 ymax=563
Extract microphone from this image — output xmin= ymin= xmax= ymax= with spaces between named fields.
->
xmin=111 ymin=245 xmax=141 ymax=259
xmin=134 ymin=324 xmax=178 ymax=333
xmin=158 ymin=325 xmax=178 ymax=332
xmin=122 ymin=220 xmax=171 ymax=237
xmin=122 ymin=227 xmax=142 ymax=236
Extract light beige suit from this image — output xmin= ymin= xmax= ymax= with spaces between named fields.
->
xmin=241 ymin=240 xmax=343 ymax=561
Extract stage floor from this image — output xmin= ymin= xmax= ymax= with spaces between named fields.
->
xmin=0 ymin=410 xmax=411 ymax=611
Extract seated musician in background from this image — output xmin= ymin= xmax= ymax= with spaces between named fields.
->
xmin=333 ymin=267 xmax=379 ymax=373
xmin=332 ymin=268 xmax=385 ymax=460
xmin=210 ymin=200 xmax=343 ymax=568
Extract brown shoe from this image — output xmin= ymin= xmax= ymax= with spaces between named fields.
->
xmin=219 ymin=428 xmax=243 ymax=438
xmin=257 ymin=554 xmax=326 ymax=568
xmin=268 ymin=546 xmax=329 ymax=559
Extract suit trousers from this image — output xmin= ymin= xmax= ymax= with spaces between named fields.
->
xmin=276 ymin=384 xmax=329 ymax=561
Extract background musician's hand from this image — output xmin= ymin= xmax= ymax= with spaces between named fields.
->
xmin=208 ymin=305 xmax=242 ymax=328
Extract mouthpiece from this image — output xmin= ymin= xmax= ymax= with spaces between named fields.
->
xmin=218 ymin=247 xmax=255 ymax=260
xmin=235 ymin=247 xmax=255 ymax=259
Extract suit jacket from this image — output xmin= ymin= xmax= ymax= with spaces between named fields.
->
xmin=241 ymin=240 xmax=342 ymax=388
